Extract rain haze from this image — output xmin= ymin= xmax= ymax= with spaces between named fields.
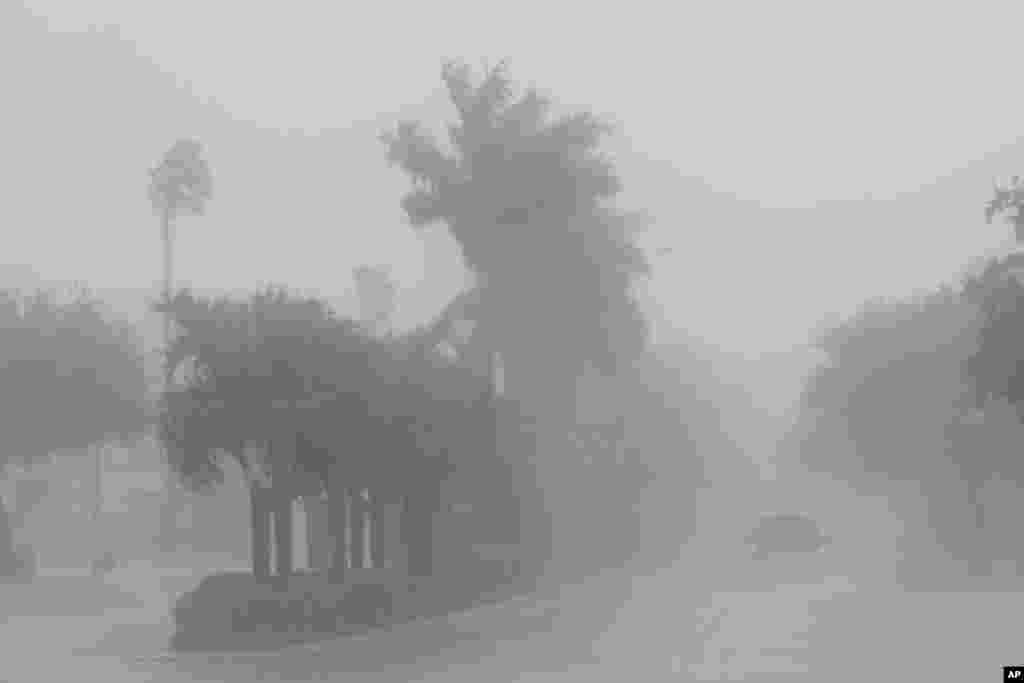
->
xmin=8 ymin=0 xmax=1024 ymax=350
xmin=5 ymin=0 xmax=1024 ymax=680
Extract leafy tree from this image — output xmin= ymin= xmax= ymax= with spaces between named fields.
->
xmin=0 ymin=287 xmax=149 ymax=573
xmin=789 ymin=290 xmax=975 ymax=565
xmin=799 ymin=289 xmax=978 ymax=480
xmin=0 ymin=288 xmax=149 ymax=464
xmin=158 ymin=288 xmax=349 ymax=579
xmin=963 ymin=261 xmax=1024 ymax=459
xmin=793 ymin=270 xmax=1024 ymax=572
xmin=381 ymin=61 xmax=649 ymax=421
xmin=155 ymin=287 xmax=464 ymax=583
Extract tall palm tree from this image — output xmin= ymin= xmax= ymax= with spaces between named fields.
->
xmin=381 ymin=61 xmax=649 ymax=422
xmin=986 ymin=175 xmax=1024 ymax=242
xmin=148 ymin=139 xmax=213 ymax=551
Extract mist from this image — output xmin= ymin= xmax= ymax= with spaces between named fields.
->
xmin=6 ymin=1 xmax=1024 ymax=680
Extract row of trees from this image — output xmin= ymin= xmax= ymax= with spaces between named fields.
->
xmin=155 ymin=287 xmax=471 ymax=582
xmin=789 ymin=180 xmax=1024 ymax=575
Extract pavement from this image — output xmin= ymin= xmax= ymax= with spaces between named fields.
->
xmin=1 ymin=488 xmax=1022 ymax=682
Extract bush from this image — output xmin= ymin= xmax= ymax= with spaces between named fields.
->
xmin=170 ymin=572 xmax=399 ymax=652
xmin=0 ymin=543 xmax=35 ymax=582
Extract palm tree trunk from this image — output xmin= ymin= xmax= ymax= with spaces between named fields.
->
xmin=162 ymin=210 xmax=173 ymax=348
xmin=157 ymin=209 xmax=183 ymax=552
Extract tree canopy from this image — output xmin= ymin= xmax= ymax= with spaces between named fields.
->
xmin=382 ymin=61 xmax=649 ymax=416
xmin=148 ymin=139 xmax=213 ymax=219
xmin=796 ymin=287 xmax=981 ymax=484
xmin=154 ymin=287 xmax=476 ymax=494
xmin=0 ymin=287 xmax=149 ymax=469
xmin=964 ymin=258 xmax=1024 ymax=420
xmin=788 ymin=264 xmax=1024 ymax=543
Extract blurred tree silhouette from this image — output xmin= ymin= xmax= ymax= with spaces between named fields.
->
xmin=381 ymin=61 xmax=649 ymax=421
xmin=155 ymin=287 xmax=473 ymax=583
xmin=796 ymin=268 xmax=1024 ymax=572
xmin=157 ymin=288 xmax=365 ymax=580
xmin=0 ymin=288 xmax=149 ymax=465
xmin=0 ymin=287 xmax=149 ymax=574
xmin=801 ymin=288 xmax=978 ymax=483
xmin=985 ymin=176 xmax=1024 ymax=242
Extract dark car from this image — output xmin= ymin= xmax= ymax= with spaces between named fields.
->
xmin=746 ymin=513 xmax=832 ymax=558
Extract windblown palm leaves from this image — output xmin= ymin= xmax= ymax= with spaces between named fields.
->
xmin=148 ymin=139 xmax=213 ymax=217
xmin=382 ymin=62 xmax=649 ymax=403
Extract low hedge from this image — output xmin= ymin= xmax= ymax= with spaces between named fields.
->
xmin=170 ymin=571 xmax=398 ymax=651
xmin=171 ymin=557 xmax=534 ymax=653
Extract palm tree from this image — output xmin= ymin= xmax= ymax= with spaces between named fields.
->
xmin=985 ymin=175 xmax=1024 ymax=242
xmin=148 ymin=139 xmax=213 ymax=551
xmin=381 ymin=61 xmax=649 ymax=422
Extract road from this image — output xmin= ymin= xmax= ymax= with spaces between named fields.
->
xmin=3 ymin=466 xmax=1022 ymax=683
xmin=3 ymin=539 xmax=1021 ymax=683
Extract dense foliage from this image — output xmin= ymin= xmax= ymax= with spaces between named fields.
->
xmin=382 ymin=61 xmax=650 ymax=417
xmin=789 ymin=257 xmax=1024 ymax=568
xmin=798 ymin=288 xmax=980 ymax=483
xmin=154 ymin=287 xmax=463 ymax=494
xmin=0 ymin=288 xmax=150 ymax=467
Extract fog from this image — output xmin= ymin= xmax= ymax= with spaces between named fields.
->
xmin=6 ymin=1 xmax=1024 ymax=680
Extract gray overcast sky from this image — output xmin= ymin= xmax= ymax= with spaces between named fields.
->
xmin=5 ymin=0 xmax=1024 ymax=356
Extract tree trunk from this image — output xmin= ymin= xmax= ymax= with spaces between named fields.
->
xmin=157 ymin=210 xmax=180 ymax=553
xmin=350 ymin=487 xmax=366 ymax=571
xmin=160 ymin=209 xmax=175 ymax=363
xmin=364 ymin=488 xmax=375 ymax=569
xmin=250 ymin=483 xmax=272 ymax=581
xmin=273 ymin=488 xmax=293 ymax=586
xmin=326 ymin=468 xmax=347 ymax=583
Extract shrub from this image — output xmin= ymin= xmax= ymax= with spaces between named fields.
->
xmin=170 ymin=571 xmax=400 ymax=652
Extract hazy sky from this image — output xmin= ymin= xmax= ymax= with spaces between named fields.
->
xmin=6 ymin=0 xmax=1024 ymax=356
